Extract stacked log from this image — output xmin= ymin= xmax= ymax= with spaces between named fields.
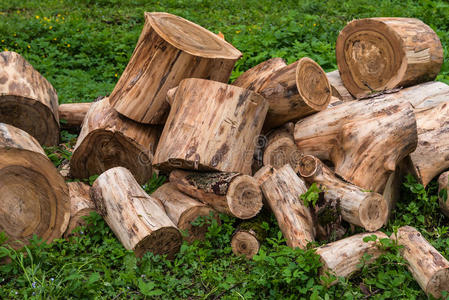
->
xmin=64 ymin=181 xmax=96 ymax=237
xmin=58 ymin=102 xmax=92 ymax=131
xmin=438 ymin=172 xmax=449 ymax=217
xmin=326 ymin=70 xmax=354 ymax=101
xmin=262 ymin=122 xmax=297 ymax=170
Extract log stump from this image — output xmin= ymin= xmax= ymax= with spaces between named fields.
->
xmin=438 ymin=172 xmax=449 ymax=218
xmin=64 ymin=182 xmax=96 ymax=237
xmin=326 ymin=70 xmax=354 ymax=101
xmin=58 ymin=102 xmax=91 ymax=131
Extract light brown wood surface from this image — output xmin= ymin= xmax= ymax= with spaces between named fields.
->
xmin=64 ymin=181 xmax=96 ymax=237
xmin=58 ymin=102 xmax=91 ymax=130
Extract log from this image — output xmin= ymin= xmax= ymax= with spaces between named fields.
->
xmin=152 ymin=183 xmax=218 ymax=243
xmin=326 ymin=70 xmax=354 ymax=101
xmin=438 ymin=172 xmax=449 ymax=217
xmin=231 ymin=229 xmax=260 ymax=259
xmin=90 ymin=167 xmax=182 ymax=258
xmin=153 ymin=78 xmax=268 ymax=174
xmin=258 ymin=57 xmax=331 ymax=129
xmin=262 ymin=122 xmax=298 ymax=170
xmin=397 ymin=226 xmax=449 ymax=298
xmin=165 ymin=87 xmax=177 ymax=106
xmin=0 ymin=51 xmax=59 ymax=146
xmin=297 ymin=155 xmax=388 ymax=231
xmin=109 ymin=12 xmax=242 ymax=124
xmin=70 ymin=98 xmax=161 ymax=184
xmin=336 ymin=18 xmax=443 ymax=98
xmin=58 ymin=102 xmax=91 ymax=130
xmin=169 ymin=170 xmax=262 ymax=219
xmin=294 ymin=97 xmax=417 ymax=193
xmin=64 ymin=182 xmax=96 ymax=237
xmin=259 ymin=164 xmax=315 ymax=248
xmin=0 ymin=123 xmax=70 ymax=248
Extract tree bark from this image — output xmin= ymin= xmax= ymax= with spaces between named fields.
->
xmin=262 ymin=122 xmax=299 ymax=170
xmin=70 ymin=98 xmax=161 ymax=184
xmin=58 ymin=102 xmax=91 ymax=130
xmin=153 ymin=78 xmax=268 ymax=175
xmin=169 ymin=170 xmax=263 ymax=219
xmin=109 ymin=12 xmax=242 ymax=124
xmin=64 ymin=182 xmax=96 ymax=237
xmin=0 ymin=51 xmax=59 ymax=146
xmin=326 ymin=70 xmax=354 ymax=101
xmin=90 ymin=167 xmax=182 ymax=258
xmin=0 ymin=123 xmax=70 ymax=248
xmin=336 ymin=18 xmax=443 ymax=98
xmin=438 ymin=172 xmax=449 ymax=218
xmin=396 ymin=226 xmax=449 ymax=299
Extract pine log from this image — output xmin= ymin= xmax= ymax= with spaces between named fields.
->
xmin=397 ymin=226 xmax=449 ymax=298
xmin=326 ymin=70 xmax=354 ymax=101
xmin=438 ymin=172 xmax=449 ymax=217
xmin=152 ymin=183 xmax=218 ymax=243
xmin=70 ymin=98 xmax=161 ymax=184
xmin=109 ymin=12 xmax=242 ymax=124
xmin=336 ymin=18 xmax=443 ymax=98
xmin=58 ymin=102 xmax=91 ymax=130
xmin=169 ymin=170 xmax=262 ymax=219
xmin=259 ymin=164 xmax=315 ymax=248
xmin=64 ymin=182 xmax=96 ymax=237
xmin=90 ymin=167 xmax=182 ymax=258
xmin=262 ymin=122 xmax=299 ymax=170
xmin=0 ymin=51 xmax=59 ymax=146
xmin=0 ymin=123 xmax=70 ymax=248
xmin=258 ymin=57 xmax=331 ymax=129
xmin=153 ymin=78 xmax=268 ymax=174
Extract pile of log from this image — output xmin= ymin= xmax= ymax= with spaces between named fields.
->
xmin=0 ymin=13 xmax=448 ymax=296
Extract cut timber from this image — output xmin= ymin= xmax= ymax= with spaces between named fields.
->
xmin=90 ymin=167 xmax=182 ymax=258
xmin=253 ymin=164 xmax=275 ymax=186
xmin=336 ymin=18 xmax=443 ymax=98
xmin=259 ymin=57 xmax=331 ymax=129
xmin=326 ymin=70 xmax=354 ymax=101
xmin=297 ymin=155 xmax=388 ymax=231
xmin=169 ymin=170 xmax=262 ymax=219
xmin=58 ymin=102 xmax=91 ymax=130
xmin=153 ymin=78 xmax=268 ymax=174
xmin=0 ymin=123 xmax=70 ymax=248
xmin=70 ymin=98 xmax=161 ymax=184
xmin=397 ymin=226 xmax=449 ymax=298
xmin=262 ymin=122 xmax=298 ymax=170
xmin=294 ymin=98 xmax=417 ymax=193
xmin=152 ymin=183 xmax=218 ymax=243
xmin=231 ymin=229 xmax=260 ymax=259
xmin=109 ymin=12 xmax=242 ymax=124
xmin=438 ymin=172 xmax=449 ymax=217
xmin=0 ymin=51 xmax=59 ymax=146
xmin=165 ymin=87 xmax=177 ymax=106
xmin=260 ymin=164 xmax=315 ymax=248
xmin=64 ymin=182 xmax=95 ymax=237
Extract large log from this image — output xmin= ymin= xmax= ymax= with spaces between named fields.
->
xmin=58 ymin=102 xmax=92 ymax=130
xmin=64 ymin=182 xmax=96 ymax=237
xmin=262 ymin=122 xmax=298 ymax=170
xmin=152 ymin=183 xmax=218 ymax=243
xmin=258 ymin=57 xmax=331 ymax=129
xmin=153 ymin=78 xmax=268 ymax=174
xmin=0 ymin=51 xmax=59 ymax=146
xmin=326 ymin=70 xmax=354 ymax=101
xmin=90 ymin=167 xmax=182 ymax=258
xmin=70 ymin=98 xmax=161 ymax=184
xmin=169 ymin=170 xmax=262 ymax=219
xmin=438 ymin=172 xmax=449 ymax=218
xmin=0 ymin=123 xmax=70 ymax=248
xmin=397 ymin=226 xmax=449 ymax=298
xmin=109 ymin=12 xmax=242 ymax=124
xmin=336 ymin=18 xmax=443 ymax=98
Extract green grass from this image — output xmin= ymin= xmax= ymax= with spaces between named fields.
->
xmin=0 ymin=0 xmax=449 ymax=298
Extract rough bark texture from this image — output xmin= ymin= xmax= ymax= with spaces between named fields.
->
xmin=336 ymin=18 xmax=443 ymax=98
xmin=153 ymin=78 xmax=268 ymax=174
xmin=262 ymin=122 xmax=299 ymax=170
xmin=90 ymin=167 xmax=182 ymax=258
xmin=438 ymin=172 xmax=449 ymax=218
xmin=0 ymin=51 xmax=59 ymax=146
xmin=326 ymin=70 xmax=354 ymax=101
xmin=169 ymin=170 xmax=263 ymax=219
xmin=109 ymin=12 xmax=242 ymax=124
xmin=70 ymin=98 xmax=161 ymax=184
xmin=58 ymin=102 xmax=91 ymax=130
xmin=0 ymin=123 xmax=70 ymax=248
xmin=64 ymin=182 xmax=96 ymax=237
xmin=397 ymin=226 xmax=449 ymax=298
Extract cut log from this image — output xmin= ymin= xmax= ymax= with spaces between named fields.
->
xmin=258 ymin=57 xmax=331 ymax=129
xmin=64 ymin=182 xmax=96 ymax=237
xmin=90 ymin=167 xmax=182 ymax=258
xmin=294 ymin=98 xmax=417 ymax=193
xmin=297 ymin=155 xmax=388 ymax=231
xmin=169 ymin=170 xmax=262 ymax=219
xmin=253 ymin=164 xmax=275 ymax=186
xmin=336 ymin=18 xmax=443 ymax=98
xmin=397 ymin=226 xmax=449 ymax=298
xmin=70 ymin=98 xmax=161 ymax=184
xmin=438 ymin=172 xmax=449 ymax=217
xmin=0 ymin=123 xmax=70 ymax=248
xmin=259 ymin=164 xmax=315 ymax=248
xmin=153 ymin=78 xmax=268 ymax=174
xmin=262 ymin=122 xmax=298 ymax=170
xmin=109 ymin=12 xmax=242 ymax=124
xmin=152 ymin=183 xmax=218 ymax=243
xmin=58 ymin=102 xmax=91 ymax=130
xmin=326 ymin=70 xmax=354 ymax=101
xmin=165 ymin=87 xmax=177 ymax=106
xmin=0 ymin=51 xmax=59 ymax=146
xmin=231 ymin=229 xmax=260 ymax=259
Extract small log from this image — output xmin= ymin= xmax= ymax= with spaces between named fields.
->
xmin=153 ymin=78 xmax=268 ymax=174
xmin=258 ymin=57 xmax=331 ymax=129
xmin=58 ymin=102 xmax=91 ymax=130
xmin=64 ymin=182 xmax=96 ymax=237
xmin=90 ymin=167 xmax=182 ymax=258
xmin=231 ymin=229 xmax=260 ymax=259
xmin=397 ymin=226 xmax=449 ymax=298
xmin=109 ymin=12 xmax=242 ymax=124
xmin=259 ymin=164 xmax=315 ymax=248
xmin=326 ymin=70 xmax=354 ymax=101
xmin=0 ymin=51 xmax=59 ymax=145
xmin=336 ymin=18 xmax=443 ymax=98
xmin=438 ymin=172 xmax=449 ymax=217
xmin=0 ymin=123 xmax=70 ymax=248
xmin=165 ymin=87 xmax=177 ymax=106
xmin=262 ymin=122 xmax=298 ymax=169
xmin=152 ymin=183 xmax=218 ymax=243
xmin=169 ymin=170 xmax=262 ymax=219
xmin=70 ymin=98 xmax=161 ymax=184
